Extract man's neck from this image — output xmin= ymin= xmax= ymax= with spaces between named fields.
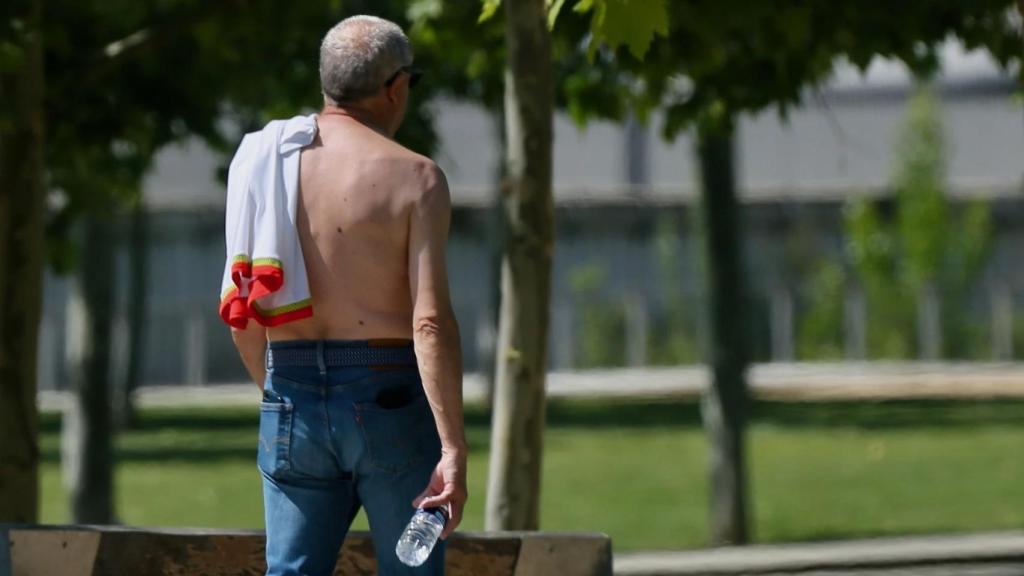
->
xmin=319 ymin=105 xmax=391 ymax=137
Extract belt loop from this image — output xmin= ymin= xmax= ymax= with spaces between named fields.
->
xmin=316 ymin=340 xmax=326 ymax=375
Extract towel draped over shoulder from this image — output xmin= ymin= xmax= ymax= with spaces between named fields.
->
xmin=219 ymin=114 xmax=318 ymax=329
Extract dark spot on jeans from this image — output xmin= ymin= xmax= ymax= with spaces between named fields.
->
xmin=376 ymin=386 xmax=415 ymax=409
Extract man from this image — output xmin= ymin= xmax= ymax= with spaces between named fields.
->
xmin=225 ymin=15 xmax=466 ymax=575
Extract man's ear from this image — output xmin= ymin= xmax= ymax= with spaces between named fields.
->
xmin=385 ymin=78 xmax=402 ymax=103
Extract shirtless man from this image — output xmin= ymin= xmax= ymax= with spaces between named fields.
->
xmin=229 ymin=16 xmax=466 ymax=575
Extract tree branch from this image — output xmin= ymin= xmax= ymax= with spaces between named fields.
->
xmin=52 ymin=0 xmax=241 ymax=87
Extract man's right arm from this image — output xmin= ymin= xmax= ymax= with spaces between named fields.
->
xmin=232 ymin=325 xmax=267 ymax=393
xmin=406 ymin=162 xmax=467 ymax=538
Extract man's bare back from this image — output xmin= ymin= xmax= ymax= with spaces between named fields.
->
xmin=222 ymin=18 xmax=468 ymax=572
xmin=270 ymin=113 xmax=441 ymax=342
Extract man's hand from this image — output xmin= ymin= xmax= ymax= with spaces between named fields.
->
xmin=412 ymin=448 xmax=467 ymax=539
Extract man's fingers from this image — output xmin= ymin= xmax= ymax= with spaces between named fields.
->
xmin=440 ymin=500 xmax=464 ymax=539
xmin=411 ymin=488 xmax=433 ymax=508
xmin=418 ymin=486 xmax=464 ymax=534
xmin=412 ymin=474 xmax=468 ymax=539
xmin=416 ymin=492 xmax=450 ymax=510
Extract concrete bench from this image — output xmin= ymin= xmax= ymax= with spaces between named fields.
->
xmin=0 ymin=524 xmax=611 ymax=576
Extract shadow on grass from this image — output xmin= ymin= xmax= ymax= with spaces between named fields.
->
xmin=39 ymin=398 xmax=1024 ymax=465
xmin=508 ymin=398 xmax=1024 ymax=431
xmin=42 ymin=398 xmax=1024 ymax=434
xmin=40 ymin=447 xmax=256 ymax=464
xmin=40 ymin=408 xmax=258 ymax=435
xmin=751 ymin=399 xmax=1024 ymax=430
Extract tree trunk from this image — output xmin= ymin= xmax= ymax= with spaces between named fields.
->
xmin=483 ymin=106 xmax=510 ymax=413
xmin=0 ymin=0 xmax=46 ymax=524
xmin=696 ymin=118 xmax=750 ymax=545
xmin=485 ymin=0 xmax=554 ymax=531
xmin=114 ymin=204 xmax=147 ymax=429
xmin=63 ymin=216 xmax=116 ymax=524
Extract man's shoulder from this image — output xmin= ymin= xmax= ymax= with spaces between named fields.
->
xmin=375 ymin=137 xmax=432 ymax=166
xmin=405 ymin=151 xmax=444 ymax=182
xmin=373 ymin=146 xmax=446 ymax=191
xmin=406 ymin=154 xmax=448 ymax=202
xmin=402 ymin=154 xmax=449 ymax=209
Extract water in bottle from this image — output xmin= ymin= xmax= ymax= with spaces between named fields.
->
xmin=395 ymin=506 xmax=447 ymax=567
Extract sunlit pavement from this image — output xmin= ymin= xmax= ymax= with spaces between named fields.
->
xmin=37 ymin=362 xmax=1024 ymax=412
xmin=613 ymin=531 xmax=1024 ymax=575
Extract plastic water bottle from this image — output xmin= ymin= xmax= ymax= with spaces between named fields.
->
xmin=395 ymin=506 xmax=447 ymax=567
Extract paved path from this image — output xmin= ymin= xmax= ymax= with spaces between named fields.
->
xmin=37 ymin=361 xmax=1024 ymax=411
xmin=613 ymin=531 xmax=1024 ymax=575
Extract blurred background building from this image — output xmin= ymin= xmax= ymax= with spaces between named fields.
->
xmin=36 ymin=42 xmax=1024 ymax=389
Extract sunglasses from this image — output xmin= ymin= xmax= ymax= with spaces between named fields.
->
xmin=384 ymin=65 xmax=423 ymax=90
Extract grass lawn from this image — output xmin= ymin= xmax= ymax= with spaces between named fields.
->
xmin=39 ymin=398 xmax=1024 ymax=551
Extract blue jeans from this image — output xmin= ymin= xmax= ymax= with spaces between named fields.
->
xmin=258 ymin=340 xmax=444 ymax=575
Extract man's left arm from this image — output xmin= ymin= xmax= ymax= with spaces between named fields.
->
xmin=232 ymin=325 xmax=268 ymax=392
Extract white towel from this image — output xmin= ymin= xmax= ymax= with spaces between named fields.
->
xmin=219 ymin=114 xmax=318 ymax=328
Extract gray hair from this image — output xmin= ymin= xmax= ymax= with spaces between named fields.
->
xmin=319 ymin=15 xmax=412 ymax=104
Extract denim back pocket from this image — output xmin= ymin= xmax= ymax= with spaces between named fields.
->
xmin=355 ymin=388 xmax=440 ymax=475
xmin=258 ymin=393 xmax=294 ymax=477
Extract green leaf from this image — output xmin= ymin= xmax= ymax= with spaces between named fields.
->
xmin=585 ymin=0 xmax=668 ymax=60
xmin=573 ymin=0 xmax=595 ymax=14
xmin=547 ymin=0 xmax=568 ymax=30
xmin=407 ymin=0 xmax=443 ymax=23
xmin=0 ymin=41 xmax=25 ymax=73
xmin=479 ymin=0 xmax=501 ymax=23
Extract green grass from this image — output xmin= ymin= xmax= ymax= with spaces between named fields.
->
xmin=39 ymin=398 xmax=1024 ymax=551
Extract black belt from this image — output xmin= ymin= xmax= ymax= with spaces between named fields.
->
xmin=266 ymin=341 xmax=417 ymax=368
